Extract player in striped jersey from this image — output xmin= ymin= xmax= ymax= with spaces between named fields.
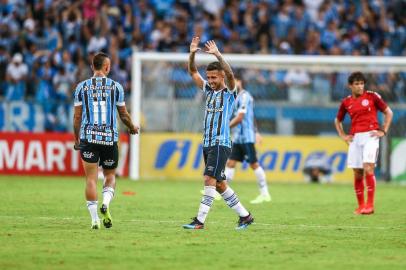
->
xmin=183 ymin=37 xmax=253 ymax=230
xmin=225 ymin=79 xmax=271 ymax=204
xmin=73 ymin=52 xmax=139 ymax=229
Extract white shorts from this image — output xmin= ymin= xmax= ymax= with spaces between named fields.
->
xmin=347 ymin=131 xmax=380 ymax=169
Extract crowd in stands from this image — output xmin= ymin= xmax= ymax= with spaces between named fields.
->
xmin=0 ymin=0 xmax=405 ymax=131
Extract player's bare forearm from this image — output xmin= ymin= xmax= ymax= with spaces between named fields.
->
xmin=120 ymin=112 xmax=135 ymax=130
xmin=73 ymin=106 xmax=82 ymax=144
xmin=188 ymin=51 xmax=204 ymax=89
xmin=381 ymin=107 xmax=393 ymax=134
xmin=230 ymin=113 xmax=244 ymax=128
xmin=118 ymin=106 xmax=139 ymax=134
xmin=73 ymin=119 xmax=81 ymax=143
xmin=188 ymin=52 xmax=198 ymax=75
xmin=254 ymin=118 xmax=259 ymax=133
xmin=229 ymin=118 xmax=241 ymax=128
xmin=334 ymin=118 xmax=350 ymax=142
xmin=215 ymin=53 xmax=235 ymax=89
xmin=334 ymin=118 xmax=345 ymax=137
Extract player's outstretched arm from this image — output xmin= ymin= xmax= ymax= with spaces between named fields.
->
xmin=205 ymin=40 xmax=235 ymax=90
xmin=117 ymin=106 xmax=139 ymax=135
xmin=73 ymin=105 xmax=82 ymax=149
xmin=188 ymin=36 xmax=204 ymax=89
xmin=334 ymin=117 xmax=353 ymax=144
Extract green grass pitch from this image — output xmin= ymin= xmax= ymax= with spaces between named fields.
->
xmin=1 ymin=176 xmax=405 ymax=270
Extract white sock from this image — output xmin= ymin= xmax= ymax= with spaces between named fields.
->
xmin=254 ymin=167 xmax=269 ymax=196
xmin=102 ymin=187 xmax=115 ymax=207
xmin=221 ymin=187 xmax=249 ymax=217
xmin=224 ymin=167 xmax=235 ymax=182
xmin=197 ymin=186 xmax=216 ymax=223
xmin=86 ymin=201 xmax=99 ymax=222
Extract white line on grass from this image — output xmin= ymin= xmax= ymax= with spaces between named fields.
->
xmin=2 ymin=216 xmax=402 ymax=230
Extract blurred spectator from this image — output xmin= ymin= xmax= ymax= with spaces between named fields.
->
xmin=53 ymin=66 xmax=74 ymax=101
xmin=284 ymin=69 xmax=311 ymax=103
xmin=0 ymin=45 xmax=9 ymax=95
xmin=272 ymin=4 xmax=292 ymax=44
xmin=200 ymin=0 xmax=224 ymax=16
xmin=0 ymin=0 xmax=404 ymax=132
xmin=312 ymin=73 xmax=332 ymax=103
xmin=5 ymin=53 xmax=28 ymax=101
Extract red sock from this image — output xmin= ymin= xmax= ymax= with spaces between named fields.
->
xmin=365 ymin=173 xmax=376 ymax=207
xmin=354 ymin=176 xmax=365 ymax=207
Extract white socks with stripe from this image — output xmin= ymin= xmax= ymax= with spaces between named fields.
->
xmin=102 ymin=187 xmax=115 ymax=207
xmin=254 ymin=167 xmax=270 ymax=196
xmin=221 ymin=187 xmax=249 ymax=217
xmin=86 ymin=201 xmax=99 ymax=222
xmin=197 ymin=186 xmax=216 ymax=223
xmin=224 ymin=167 xmax=235 ymax=182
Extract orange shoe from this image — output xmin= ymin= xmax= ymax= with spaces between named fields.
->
xmin=361 ymin=205 xmax=374 ymax=215
xmin=354 ymin=206 xmax=365 ymax=215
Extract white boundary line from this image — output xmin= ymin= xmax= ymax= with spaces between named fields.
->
xmin=1 ymin=216 xmax=403 ymax=230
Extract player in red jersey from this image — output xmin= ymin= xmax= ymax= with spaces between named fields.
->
xmin=334 ymin=72 xmax=393 ymax=215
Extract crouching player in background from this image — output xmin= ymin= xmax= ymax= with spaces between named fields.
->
xmin=334 ymin=72 xmax=392 ymax=215
xmin=73 ymin=52 xmax=139 ymax=229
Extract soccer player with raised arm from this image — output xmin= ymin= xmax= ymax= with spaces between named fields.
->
xmin=225 ymin=78 xmax=271 ymax=204
xmin=73 ymin=52 xmax=139 ymax=229
xmin=334 ymin=72 xmax=393 ymax=215
xmin=183 ymin=37 xmax=254 ymax=230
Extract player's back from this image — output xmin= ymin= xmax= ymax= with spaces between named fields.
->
xmin=74 ymin=76 xmax=125 ymax=145
xmin=232 ymin=90 xmax=255 ymax=144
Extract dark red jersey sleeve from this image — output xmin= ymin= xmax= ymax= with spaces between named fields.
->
xmin=336 ymin=100 xmax=347 ymax=122
xmin=372 ymin=92 xmax=388 ymax=112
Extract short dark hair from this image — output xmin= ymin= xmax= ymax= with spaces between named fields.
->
xmin=92 ymin=52 xmax=109 ymax=70
xmin=348 ymin=71 xmax=367 ymax=84
xmin=206 ymin=61 xmax=223 ymax=71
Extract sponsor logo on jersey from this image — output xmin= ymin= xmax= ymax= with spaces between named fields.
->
xmin=206 ymin=107 xmax=224 ymax=113
xmin=362 ymin=99 xmax=369 ymax=106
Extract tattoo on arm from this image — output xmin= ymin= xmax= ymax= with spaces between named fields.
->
xmin=188 ymin=52 xmax=197 ymax=75
xmin=119 ymin=110 xmax=135 ymax=130
xmin=216 ymin=54 xmax=234 ymax=85
xmin=73 ymin=107 xmax=82 ymax=142
xmin=73 ymin=119 xmax=81 ymax=141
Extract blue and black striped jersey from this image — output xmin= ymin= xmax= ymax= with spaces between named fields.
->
xmin=231 ymin=90 xmax=256 ymax=144
xmin=202 ymin=81 xmax=237 ymax=148
xmin=73 ymin=76 xmax=125 ymax=145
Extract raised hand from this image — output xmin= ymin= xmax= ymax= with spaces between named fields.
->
xmin=190 ymin=36 xmax=201 ymax=53
xmin=204 ymin=40 xmax=220 ymax=56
